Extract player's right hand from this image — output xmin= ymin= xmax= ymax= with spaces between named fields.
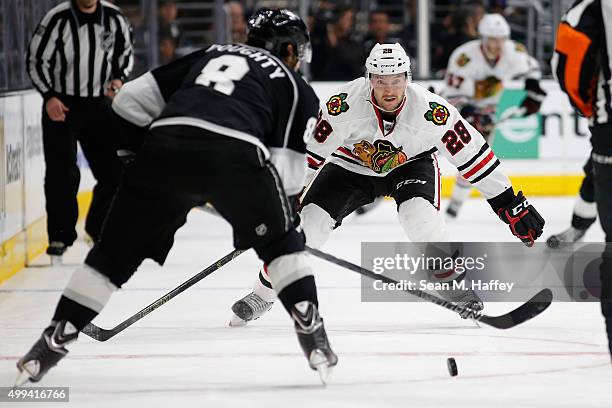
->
xmin=45 ymin=97 xmax=69 ymax=122
xmin=497 ymin=191 xmax=545 ymax=247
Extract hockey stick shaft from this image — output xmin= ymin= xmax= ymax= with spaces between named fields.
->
xmin=81 ymin=248 xmax=245 ymax=341
xmin=306 ymin=246 xmax=552 ymax=329
xmin=199 ymin=204 xmax=551 ymax=327
xmin=305 ymin=246 xmax=482 ymax=320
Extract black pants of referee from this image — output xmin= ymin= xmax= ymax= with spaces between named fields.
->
xmin=42 ymin=96 xmax=122 ymax=247
xmin=591 ymin=123 xmax=612 ymax=360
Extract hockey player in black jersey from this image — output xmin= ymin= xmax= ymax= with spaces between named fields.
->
xmin=16 ymin=8 xmax=337 ymax=385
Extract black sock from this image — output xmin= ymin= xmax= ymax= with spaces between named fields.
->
xmin=571 ymin=213 xmax=596 ymax=230
xmin=277 ymin=275 xmax=318 ymax=313
xmin=52 ymin=296 xmax=99 ymax=331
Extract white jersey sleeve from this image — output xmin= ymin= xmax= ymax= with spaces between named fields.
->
xmin=112 ymin=72 xmax=165 ymax=126
xmin=420 ymin=92 xmax=512 ymax=199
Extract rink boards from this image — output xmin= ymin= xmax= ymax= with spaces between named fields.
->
xmin=0 ymin=91 xmax=94 ymax=284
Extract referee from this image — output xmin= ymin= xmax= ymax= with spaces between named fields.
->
xmin=552 ymin=0 xmax=612 ymax=360
xmin=27 ymin=0 xmax=133 ymax=261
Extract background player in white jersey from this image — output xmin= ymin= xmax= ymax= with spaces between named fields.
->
xmin=229 ymin=43 xmax=545 ymax=326
xmin=442 ymin=13 xmax=547 ymax=219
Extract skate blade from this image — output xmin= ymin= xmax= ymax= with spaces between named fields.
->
xmin=50 ymin=255 xmax=63 ymax=266
xmin=14 ymin=367 xmax=33 ymax=387
xmin=315 ymin=363 xmax=333 ymax=385
xmin=309 ymin=350 xmax=333 ymax=385
xmin=229 ymin=314 xmax=248 ymax=327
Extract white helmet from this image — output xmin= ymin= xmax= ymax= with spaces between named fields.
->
xmin=478 ymin=14 xmax=510 ymax=38
xmin=365 ymin=43 xmax=411 ymax=76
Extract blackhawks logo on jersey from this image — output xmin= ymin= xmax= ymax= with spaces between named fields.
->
xmin=475 ymin=76 xmax=503 ymax=99
xmin=326 ymin=93 xmax=349 ymax=116
xmin=456 ymin=53 xmax=470 ymax=67
xmin=424 ymin=102 xmax=450 ymax=126
xmin=352 ymin=139 xmax=407 ymax=173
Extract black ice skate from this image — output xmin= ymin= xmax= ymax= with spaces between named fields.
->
xmin=46 ymin=242 xmax=67 ymax=265
xmin=547 ymin=213 xmax=596 ymax=249
xmin=445 ymin=200 xmax=463 ymax=219
xmin=291 ymin=301 xmax=338 ymax=384
xmin=546 ymin=226 xmax=588 ymax=249
xmin=355 ymin=199 xmax=381 ymax=216
xmin=436 ymin=281 xmax=484 ymax=320
xmin=229 ymin=292 xmax=274 ymax=327
xmin=449 ymin=288 xmax=484 ymax=319
xmin=15 ymin=321 xmax=78 ymax=386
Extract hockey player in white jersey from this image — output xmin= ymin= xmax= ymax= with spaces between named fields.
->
xmin=230 ymin=42 xmax=545 ymax=326
xmin=442 ymin=13 xmax=547 ymax=219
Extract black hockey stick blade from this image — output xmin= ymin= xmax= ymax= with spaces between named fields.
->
xmin=306 ymin=246 xmax=553 ymax=329
xmin=477 ymin=288 xmax=553 ymax=329
xmin=81 ymin=248 xmax=245 ymax=342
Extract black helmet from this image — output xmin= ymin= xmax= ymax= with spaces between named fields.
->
xmin=246 ymin=8 xmax=312 ymax=63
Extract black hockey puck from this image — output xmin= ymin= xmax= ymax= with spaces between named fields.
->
xmin=447 ymin=358 xmax=458 ymax=376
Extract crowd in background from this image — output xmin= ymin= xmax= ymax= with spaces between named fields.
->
xmin=0 ymin=0 xmax=547 ymax=91
xmin=131 ymin=0 xmax=535 ymax=80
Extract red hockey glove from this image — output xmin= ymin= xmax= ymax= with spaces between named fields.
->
xmin=497 ymin=191 xmax=545 ymax=246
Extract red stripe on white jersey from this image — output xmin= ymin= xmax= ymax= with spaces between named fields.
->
xmin=462 ymin=150 xmax=495 ymax=179
xmin=307 ymin=156 xmax=323 ymax=168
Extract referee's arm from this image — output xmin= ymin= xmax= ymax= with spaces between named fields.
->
xmin=107 ymin=12 xmax=134 ymax=97
xmin=26 ymin=7 xmax=63 ymax=101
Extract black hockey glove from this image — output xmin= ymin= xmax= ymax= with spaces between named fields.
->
xmin=460 ymin=104 xmax=495 ymax=139
xmin=497 ymin=191 xmax=545 ymax=246
xmin=519 ymin=79 xmax=547 ymax=115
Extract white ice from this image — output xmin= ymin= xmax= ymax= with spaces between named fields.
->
xmin=1 ymin=197 xmax=611 ymax=408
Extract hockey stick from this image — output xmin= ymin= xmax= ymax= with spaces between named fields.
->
xmin=81 ymin=248 xmax=245 ymax=342
xmin=198 ymin=205 xmax=552 ymax=328
xmin=306 ymin=246 xmax=552 ymax=329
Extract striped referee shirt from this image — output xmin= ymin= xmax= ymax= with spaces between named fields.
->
xmin=27 ymin=0 xmax=133 ymax=100
xmin=552 ymin=0 xmax=612 ymax=126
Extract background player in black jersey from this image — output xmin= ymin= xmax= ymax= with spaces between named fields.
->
xmin=16 ymin=9 xmax=337 ymax=385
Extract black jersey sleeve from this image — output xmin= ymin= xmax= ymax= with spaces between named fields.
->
xmin=151 ymin=48 xmax=209 ymax=100
xmin=267 ymin=72 xmax=319 ymax=195
xmin=112 ymin=48 xmax=208 ymax=127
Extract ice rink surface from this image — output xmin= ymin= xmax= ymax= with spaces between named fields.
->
xmin=1 ymin=197 xmax=611 ymax=408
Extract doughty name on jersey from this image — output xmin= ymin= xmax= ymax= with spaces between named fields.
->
xmin=206 ymin=43 xmax=288 ymax=79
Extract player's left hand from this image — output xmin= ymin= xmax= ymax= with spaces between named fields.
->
xmin=497 ymin=191 xmax=545 ymax=247
xmin=520 ymin=79 xmax=547 ymax=115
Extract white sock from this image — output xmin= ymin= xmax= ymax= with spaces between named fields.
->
xmin=574 ymin=196 xmax=597 ymax=219
xmin=253 ymin=266 xmax=276 ymax=302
